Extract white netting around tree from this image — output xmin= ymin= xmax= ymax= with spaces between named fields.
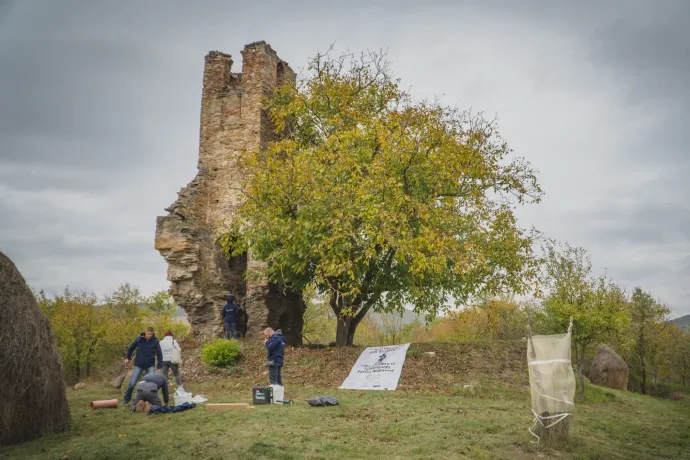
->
xmin=526 ymin=319 xmax=576 ymax=442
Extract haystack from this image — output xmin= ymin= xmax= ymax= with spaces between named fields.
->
xmin=0 ymin=251 xmax=71 ymax=446
xmin=589 ymin=344 xmax=629 ymax=391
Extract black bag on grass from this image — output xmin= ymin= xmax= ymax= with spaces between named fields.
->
xmin=308 ymin=396 xmax=339 ymax=407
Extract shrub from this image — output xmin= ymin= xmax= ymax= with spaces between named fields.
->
xmin=646 ymin=383 xmax=672 ymax=399
xmin=148 ymin=315 xmax=190 ymax=339
xmin=201 ymin=338 xmax=242 ymax=368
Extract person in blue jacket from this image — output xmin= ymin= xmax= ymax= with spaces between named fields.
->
xmin=264 ymin=327 xmax=286 ymax=386
xmin=122 ymin=327 xmax=163 ymax=406
xmin=222 ymin=295 xmax=239 ymax=340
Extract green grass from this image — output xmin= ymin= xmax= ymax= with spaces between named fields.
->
xmin=2 ymin=379 xmax=688 ymax=459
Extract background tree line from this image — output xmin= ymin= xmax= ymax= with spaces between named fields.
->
xmin=302 ymin=239 xmax=690 ymax=397
xmin=35 ymin=283 xmax=188 ymax=384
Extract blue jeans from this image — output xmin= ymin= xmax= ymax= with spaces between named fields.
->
xmin=225 ymin=322 xmax=238 ymax=339
xmin=122 ymin=365 xmax=154 ymax=403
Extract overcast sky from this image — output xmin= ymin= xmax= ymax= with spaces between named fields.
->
xmin=1 ymin=1 xmax=688 ymax=317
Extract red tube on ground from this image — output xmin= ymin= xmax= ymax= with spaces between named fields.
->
xmin=90 ymin=399 xmax=119 ymax=409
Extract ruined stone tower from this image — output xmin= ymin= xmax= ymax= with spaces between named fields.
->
xmin=155 ymin=41 xmax=305 ymax=344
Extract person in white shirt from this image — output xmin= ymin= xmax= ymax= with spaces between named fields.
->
xmin=159 ymin=331 xmax=183 ymax=386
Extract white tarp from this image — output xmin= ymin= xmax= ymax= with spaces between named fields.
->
xmin=339 ymin=343 xmax=411 ymax=390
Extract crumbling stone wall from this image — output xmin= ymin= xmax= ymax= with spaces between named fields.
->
xmin=155 ymin=41 xmax=305 ymax=344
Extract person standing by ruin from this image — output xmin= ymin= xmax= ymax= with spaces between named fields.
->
xmin=222 ymin=295 xmax=239 ymax=340
xmin=159 ymin=331 xmax=183 ymax=387
xmin=238 ymin=300 xmax=248 ymax=338
xmin=264 ymin=327 xmax=286 ymax=386
xmin=122 ymin=327 xmax=163 ymax=406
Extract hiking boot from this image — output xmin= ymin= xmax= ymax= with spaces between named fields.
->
xmin=135 ymin=400 xmax=146 ymax=413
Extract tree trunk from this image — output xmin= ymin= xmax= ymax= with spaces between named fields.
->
xmin=641 ymin=358 xmax=647 ymax=394
xmin=335 ymin=316 xmax=358 ymax=347
xmin=640 ymin=329 xmax=647 ymax=394
xmin=574 ymin=342 xmax=586 ymax=398
xmin=330 ymin=292 xmax=374 ymax=347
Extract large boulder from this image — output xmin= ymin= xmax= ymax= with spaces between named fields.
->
xmin=589 ymin=344 xmax=629 ymax=390
xmin=0 ymin=251 xmax=71 ymax=445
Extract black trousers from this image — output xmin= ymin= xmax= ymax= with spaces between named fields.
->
xmin=161 ymin=361 xmax=182 ymax=386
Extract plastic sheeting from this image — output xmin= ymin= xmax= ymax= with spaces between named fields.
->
xmin=174 ymin=387 xmax=208 ymax=405
xmin=527 ymin=319 xmax=576 ymax=442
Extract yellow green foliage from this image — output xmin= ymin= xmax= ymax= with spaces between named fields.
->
xmin=537 ymin=240 xmax=630 ymax=369
xmin=37 ymin=284 xmax=188 ymax=383
xmin=201 ymin=338 xmax=242 ymax=368
xmin=220 ymin=47 xmax=543 ymax=346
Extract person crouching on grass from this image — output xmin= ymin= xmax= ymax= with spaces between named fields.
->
xmin=131 ymin=372 xmax=169 ymax=413
xmin=264 ymin=327 xmax=286 ymax=386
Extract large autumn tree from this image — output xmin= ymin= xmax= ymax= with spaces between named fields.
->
xmin=221 ymin=48 xmax=543 ymax=346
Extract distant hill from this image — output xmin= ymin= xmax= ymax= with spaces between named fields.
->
xmin=171 ymin=305 xmax=423 ymax=326
xmin=369 ymin=308 xmax=425 ymax=331
xmin=669 ymin=314 xmax=690 ymax=333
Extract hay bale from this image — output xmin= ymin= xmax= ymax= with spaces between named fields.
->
xmin=589 ymin=344 xmax=629 ymax=390
xmin=0 ymin=251 xmax=71 ymax=446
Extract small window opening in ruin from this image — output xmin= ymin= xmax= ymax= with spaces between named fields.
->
xmin=277 ymin=61 xmax=286 ymax=86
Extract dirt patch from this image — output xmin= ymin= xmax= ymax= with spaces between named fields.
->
xmin=176 ymin=338 xmax=528 ymax=393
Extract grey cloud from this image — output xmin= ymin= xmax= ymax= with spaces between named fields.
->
xmin=0 ymin=159 xmax=111 ymax=193
xmin=0 ymin=1 xmax=688 ymax=317
xmin=583 ymin=204 xmax=690 ymax=245
xmin=608 ymin=263 xmax=674 ymax=284
xmin=588 ymin=4 xmax=690 ymax=104
xmin=680 ymin=256 xmax=690 ymax=276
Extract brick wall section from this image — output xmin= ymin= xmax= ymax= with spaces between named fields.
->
xmin=155 ymin=42 xmax=304 ymax=344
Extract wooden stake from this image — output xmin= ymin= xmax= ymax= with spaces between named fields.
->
xmin=205 ymin=403 xmax=255 ymax=411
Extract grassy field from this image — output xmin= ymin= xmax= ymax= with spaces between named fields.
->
xmin=1 ymin=342 xmax=688 ymax=459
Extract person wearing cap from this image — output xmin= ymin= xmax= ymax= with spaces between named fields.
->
xmin=222 ymin=295 xmax=240 ymax=340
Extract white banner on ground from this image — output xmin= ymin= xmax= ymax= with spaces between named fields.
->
xmin=339 ymin=343 xmax=411 ymax=391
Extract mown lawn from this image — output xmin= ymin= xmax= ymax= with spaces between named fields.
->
xmin=1 ymin=378 xmax=688 ymax=459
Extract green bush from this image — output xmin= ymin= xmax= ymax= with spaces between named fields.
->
xmin=201 ymin=338 xmax=242 ymax=368
xmin=646 ymin=383 xmax=672 ymax=399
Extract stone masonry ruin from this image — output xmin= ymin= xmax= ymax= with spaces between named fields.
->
xmin=155 ymin=41 xmax=305 ymax=344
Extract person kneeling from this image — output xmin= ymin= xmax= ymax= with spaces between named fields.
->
xmin=131 ymin=372 xmax=169 ymax=413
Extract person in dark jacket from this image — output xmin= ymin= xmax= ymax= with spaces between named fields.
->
xmin=222 ymin=295 xmax=239 ymax=340
xmin=238 ymin=302 xmax=248 ymax=338
xmin=122 ymin=327 xmax=163 ymax=406
xmin=264 ymin=327 xmax=286 ymax=386
xmin=131 ymin=372 xmax=169 ymax=413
